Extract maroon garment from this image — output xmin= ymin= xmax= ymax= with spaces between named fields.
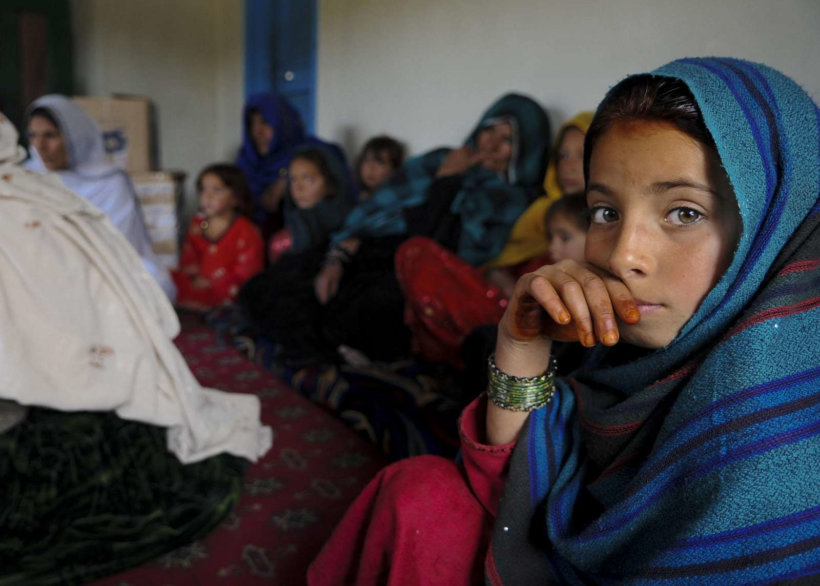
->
xmin=172 ymin=214 xmax=264 ymax=310
xmin=395 ymin=237 xmax=551 ymax=368
xmin=395 ymin=237 xmax=508 ymax=368
xmin=308 ymin=396 xmax=515 ymax=585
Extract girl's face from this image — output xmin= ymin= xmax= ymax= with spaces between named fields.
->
xmin=249 ymin=111 xmax=275 ymax=156
xmin=547 ymin=212 xmax=587 ymax=264
xmin=585 ymin=120 xmax=741 ymax=349
xmin=27 ymin=115 xmax=69 ymax=171
xmin=476 ymin=122 xmax=514 ymax=174
xmin=289 ymin=158 xmax=327 ymax=209
xmin=359 ymin=149 xmax=395 ymax=191
xmin=199 ymin=173 xmax=236 ymax=219
xmin=556 ymin=126 xmax=585 ymax=194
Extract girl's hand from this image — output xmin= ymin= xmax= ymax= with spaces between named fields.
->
xmin=436 ymin=146 xmax=481 ymax=177
xmin=486 ymin=261 xmax=639 ymax=445
xmin=495 ymin=260 xmax=640 ymax=377
xmin=315 ymin=262 xmax=344 ymax=304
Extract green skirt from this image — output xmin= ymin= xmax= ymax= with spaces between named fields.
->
xmin=0 ymin=408 xmax=247 ymax=585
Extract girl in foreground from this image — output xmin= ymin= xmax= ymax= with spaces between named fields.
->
xmin=309 ymin=57 xmax=820 ymax=584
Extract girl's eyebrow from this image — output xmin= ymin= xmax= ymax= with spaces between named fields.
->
xmin=650 ymin=179 xmax=718 ymax=196
xmin=586 ymin=182 xmax=612 ymax=195
xmin=587 ymin=180 xmax=721 ymax=198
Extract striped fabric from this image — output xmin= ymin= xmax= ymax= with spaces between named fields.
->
xmin=490 ymin=58 xmax=820 ymax=584
xmin=330 ymin=93 xmax=550 ymax=266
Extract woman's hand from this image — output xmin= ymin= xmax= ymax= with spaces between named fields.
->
xmin=486 ymin=260 xmax=639 ymax=445
xmin=315 ymin=261 xmax=344 ymax=304
xmin=260 ymin=177 xmax=287 ymax=212
xmin=436 ymin=146 xmax=481 ymax=177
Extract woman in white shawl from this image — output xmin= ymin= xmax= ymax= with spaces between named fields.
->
xmin=24 ymin=94 xmax=175 ymax=299
xmin=0 ymin=110 xmax=272 ymax=583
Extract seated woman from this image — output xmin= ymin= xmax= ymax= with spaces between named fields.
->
xmin=308 ymin=57 xmax=820 ymax=584
xmin=303 ymin=93 xmax=550 ymax=364
xmin=484 ymin=110 xmax=594 ymax=280
xmin=0 ymin=113 xmax=271 ymax=584
xmin=393 ymin=113 xmax=592 ymax=368
xmin=24 ymin=94 xmax=175 ymax=299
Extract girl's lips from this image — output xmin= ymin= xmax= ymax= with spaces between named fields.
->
xmin=635 ymin=301 xmax=663 ymax=314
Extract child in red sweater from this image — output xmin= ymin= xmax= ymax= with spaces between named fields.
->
xmin=173 ymin=164 xmax=264 ymax=310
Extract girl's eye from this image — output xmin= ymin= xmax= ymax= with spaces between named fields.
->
xmin=667 ymin=207 xmax=703 ymax=226
xmin=590 ymin=206 xmax=619 ymax=224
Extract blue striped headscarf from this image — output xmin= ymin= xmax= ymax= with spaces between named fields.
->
xmin=490 ymin=57 xmax=820 ymax=584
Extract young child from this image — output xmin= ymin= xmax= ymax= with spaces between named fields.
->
xmin=544 ymin=192 xmax=589 ymax=263
xmin=267 ymin=145 xmax=355 ymax=263
xmin=354 ymin=135 xmax=404 ymax=201
xmin=173 ymin=164 xmax=264 ymax=310
xmin=238 ymin=144 xmax=356 ymax=365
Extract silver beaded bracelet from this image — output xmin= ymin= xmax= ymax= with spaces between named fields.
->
xmin=487 ymin=353 xmax=558 ymax=412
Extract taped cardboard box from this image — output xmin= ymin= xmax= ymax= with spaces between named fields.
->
xmin=74 ymin=95 xmax=156 ymax=173
xmin=130 ymin=170 xmax=186 ymax=271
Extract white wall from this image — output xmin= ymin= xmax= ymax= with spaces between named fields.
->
xmin=72 ymin=0 xmax=244 ymax=215
xmin=317 ymin=0 xmax=820 ymax=158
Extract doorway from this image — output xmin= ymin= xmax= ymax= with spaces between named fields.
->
xmin=244 ymin=0 xmax=317 ymax=132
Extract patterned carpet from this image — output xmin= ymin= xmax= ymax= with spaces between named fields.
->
xmin=205 ymin=305 xmax=466 ymax=461
xmin=91 ymin=313 xmax=387 ymax=585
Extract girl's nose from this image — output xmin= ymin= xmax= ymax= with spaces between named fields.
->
xmin=607 ymin=220 xmax=654 ymax=279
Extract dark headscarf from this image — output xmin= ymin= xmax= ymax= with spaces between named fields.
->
xmin=236 ymin=93 xmax=307 ymax=218
xmin=331 ymin=93 xmax=551 ymax=266
xmin=284 ymin=143 xmax=356 ymax=254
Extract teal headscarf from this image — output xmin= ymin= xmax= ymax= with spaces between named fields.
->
xmin=330 ymin=93 xmax=551 ymax=266
xmin=492 ymin=58 xmax=820 ymax=584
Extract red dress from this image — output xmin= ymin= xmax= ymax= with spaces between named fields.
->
xmin=307 ymin=395 xmax=513 ymax=586
xmin=395 ymin=237 xmax=549 ymax=368
xmin=172 ymin=214 xmax=264 ymax=310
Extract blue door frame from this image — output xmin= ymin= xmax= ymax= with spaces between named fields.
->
xmin=244 ymin=0 xmax=317 ymax=132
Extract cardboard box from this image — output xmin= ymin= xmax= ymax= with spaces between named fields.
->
xmin=74 ymin=95 xmax=155 ymax=172
xmin=130 ymin=170 xmax=186 ymax=271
